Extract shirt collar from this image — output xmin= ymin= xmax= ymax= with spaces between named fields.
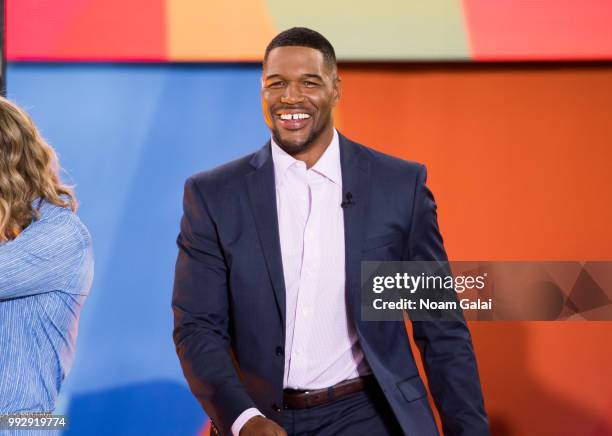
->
xmin=271 ymin=129 xmax=342 ymax=187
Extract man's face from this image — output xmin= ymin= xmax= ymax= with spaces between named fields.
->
xmin=261 ymin=46 xmax=341 ymax=155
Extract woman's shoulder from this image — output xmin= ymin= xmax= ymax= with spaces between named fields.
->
xmin=32 ymin=199 xmax=92 ymax=250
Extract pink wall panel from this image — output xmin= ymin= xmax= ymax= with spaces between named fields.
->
xmin=463 ymin=0 xmax=612 ymax=60
xmin=7 ymin=0 xmax=166 ymax=61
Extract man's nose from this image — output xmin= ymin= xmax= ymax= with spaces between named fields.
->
xmin=280 ymin=82 xmax=304 ymax=104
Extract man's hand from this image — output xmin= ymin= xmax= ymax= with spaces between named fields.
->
xmin=239 ymin=416 xmax=287 ymax=436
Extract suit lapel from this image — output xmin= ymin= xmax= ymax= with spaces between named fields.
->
xmin=339 ymin=133 xmax=372 ymax=299
xmin=244 ymin=135 xmax=371 ymax=330
xmin=245 ymin=143 xmax=287 ymax=329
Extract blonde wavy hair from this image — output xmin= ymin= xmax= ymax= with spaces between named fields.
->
xmin=0 ymin=96 xmax=76 ymax=242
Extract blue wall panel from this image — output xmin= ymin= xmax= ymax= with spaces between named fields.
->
xmin=8 ymin=63 xmax=269 ymax=435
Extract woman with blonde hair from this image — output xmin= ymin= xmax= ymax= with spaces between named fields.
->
xmin=0 ymin=96 xmax=93 ymax=416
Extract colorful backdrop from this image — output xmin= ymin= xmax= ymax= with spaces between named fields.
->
xmin=5 ymin=1 xmax=612 ymax=435
xmin=7 ymin=0 xmax=612 ymax=61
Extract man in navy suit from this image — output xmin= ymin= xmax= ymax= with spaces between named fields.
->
xmin=173 ymin=27 xmax=489 ymax=436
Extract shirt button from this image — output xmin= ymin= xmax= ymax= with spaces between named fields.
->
xmin=275 ymin=346 xmax=284 ymax=356
xmin=272 ymin=404 xmax=282 ymax=412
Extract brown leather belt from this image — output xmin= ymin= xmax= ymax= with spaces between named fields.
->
xmin=282 ymin=375 xmax=376 ymax=410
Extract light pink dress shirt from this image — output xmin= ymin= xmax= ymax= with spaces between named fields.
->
xmin=231 ymin=130 xmax=370 ymax=435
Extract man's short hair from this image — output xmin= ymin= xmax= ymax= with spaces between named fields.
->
xmin=264 ymin=27 xmax=337 ymax=71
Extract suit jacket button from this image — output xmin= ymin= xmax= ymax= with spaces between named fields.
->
xmin=272 ymin=403 xmax=281 ymax=412
xmin=275 ymin=346 xmax=284 ymax=356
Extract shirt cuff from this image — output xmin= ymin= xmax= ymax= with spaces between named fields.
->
xmin=231 ymin=408 xmax=265 ymax=436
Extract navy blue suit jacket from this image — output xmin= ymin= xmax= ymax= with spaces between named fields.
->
xmin=172 ymin=133 xmax=489 ymax=435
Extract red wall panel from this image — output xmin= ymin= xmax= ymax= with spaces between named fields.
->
xmin=463 ymin=0 xmax=612 ymax=60
xmin=7 ymin=0 xmax=166 ymax=61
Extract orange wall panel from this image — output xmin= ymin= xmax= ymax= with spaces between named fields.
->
xmin=338 ymin=65 xmax=612 ymax=261
xmin=166 ymin=0 xmax=276 ymax=61
xmin=338 ymin=64 xmax=612 ymax=435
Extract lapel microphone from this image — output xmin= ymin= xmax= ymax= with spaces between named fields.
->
xmin=341 ymin=192 xmax=355 ymax=208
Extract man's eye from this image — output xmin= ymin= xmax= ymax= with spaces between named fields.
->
xmin=267 ymin=81 xmax=284 ymax=88
xmin=304 ymin=81 xmax=318 ymax=87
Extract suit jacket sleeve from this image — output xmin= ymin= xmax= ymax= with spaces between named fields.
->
xmin=172 ymin=177 xmax=256 ymax=435
xmin=408 ymin=165 xmax=490 ymax=436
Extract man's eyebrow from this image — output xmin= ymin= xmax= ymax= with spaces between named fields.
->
xmin=303 ymin=74 xmax=323 ymax=80
xmin=264 ymin=74 xmax=283 ymax=81
xmin=264 ymin=73 xmax=324 ymax=81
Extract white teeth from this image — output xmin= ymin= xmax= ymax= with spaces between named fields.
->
xmin=279 ymin=113 xmax=311 ymax=120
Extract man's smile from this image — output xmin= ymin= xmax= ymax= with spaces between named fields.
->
xmin=276 ymin=111 xmax=313 ymax=130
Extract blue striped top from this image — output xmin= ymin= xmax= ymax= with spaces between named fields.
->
xmin=0 ymin=200 xmax=94 ymax=421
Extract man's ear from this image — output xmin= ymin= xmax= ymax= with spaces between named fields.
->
xmin=333 ymin=75 xmax=342 ymax=107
